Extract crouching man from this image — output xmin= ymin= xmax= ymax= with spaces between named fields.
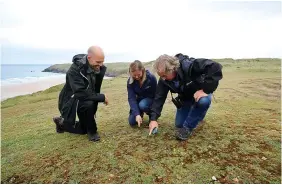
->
xmin=149 ymin=53 xmax=223 ymax=140
xmin=53 ymin=46 xmax=109 ymax=142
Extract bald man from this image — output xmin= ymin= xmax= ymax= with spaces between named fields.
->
xmin=53 ymin=46 xmax=109 ymax=142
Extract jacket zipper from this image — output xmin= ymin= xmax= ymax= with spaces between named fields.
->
xmin=80 ymin=71 xmax=90 ymax=90
xmin=73 ymin=71 xmax=90 ymax=127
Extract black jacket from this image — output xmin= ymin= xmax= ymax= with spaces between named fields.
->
xmin=150 ymin=53 xmax=223 ymax=121
xmin=58 ymin=54 xmax=106 ymax=126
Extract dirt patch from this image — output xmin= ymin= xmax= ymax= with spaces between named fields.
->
xmin=4 ymin=174 xmax=33 ymax=183
xmin=261 ymin=108 xmax=278 ymax=113
xmin=258 ymin=142 xmax=275 ymax=152
xmin=238 ymin=78 xmax=281 ymax=100
xmin=262 ymin=163 xmax=281 ymax=177
xmin=40 ymin=153 xmax=62 ymax=168
xmin=220 ymin=88 xmax=250 ymax=97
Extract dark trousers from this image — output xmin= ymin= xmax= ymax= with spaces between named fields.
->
xmin=77 ymin=101 xmax=98 ymax=134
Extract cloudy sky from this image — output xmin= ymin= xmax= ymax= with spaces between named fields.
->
xmin=0 ymin=0 xmax=281 ymax=64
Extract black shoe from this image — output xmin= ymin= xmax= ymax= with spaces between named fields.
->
xmin=175 ymin=127 xmax=193 ymax=141
xmin=53 ymin=116 xmax=64 ymax=133
xmin=88 ymin=132 xmax=100 ymax=142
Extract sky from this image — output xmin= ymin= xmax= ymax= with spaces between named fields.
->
xmin=0 ymin=0 xmax=281 ymax=64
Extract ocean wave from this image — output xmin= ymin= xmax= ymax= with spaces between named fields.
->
xmin=0 ymin=75 xmax=113 ymax=86
xmin=0 ymin=74 xmax=66 ymax=86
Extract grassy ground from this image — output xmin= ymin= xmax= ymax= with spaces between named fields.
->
xmin=1 ymin=59 xmax=281 ymax=183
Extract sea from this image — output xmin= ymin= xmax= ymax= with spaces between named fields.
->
xmin=1 ymin=64 xmax=66 ymax=101
xmin=1 ymin=64 xmax=65 ymax=86
xmin=0 ymin=64 xmax=111 ymax=101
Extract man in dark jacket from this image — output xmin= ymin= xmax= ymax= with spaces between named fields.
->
xmin=148 ymin=53 xmax=223 ymax=140
xmin=53 ymin=46 xmax=108 ymax=142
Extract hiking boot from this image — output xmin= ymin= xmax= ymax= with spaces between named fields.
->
xmin=88 ymin=132 xmax=100 ymax=142
xmin=53 ymin=116 xmax=64 ymax=133
xmin=175 ymin=127 xmax=193 ymax=141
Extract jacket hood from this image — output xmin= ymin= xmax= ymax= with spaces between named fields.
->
xmin=175 ymin=53 xmax=193 ymax=80
xmin=71 ymin=53 xmax=107 ymax=74
xmin=72 ymin=54 xmax=87 ymax=65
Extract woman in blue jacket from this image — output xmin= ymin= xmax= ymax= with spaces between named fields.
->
xmin=127 ymin=60 xmax=157 ymax=127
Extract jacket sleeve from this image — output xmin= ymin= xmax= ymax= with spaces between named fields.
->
xmin=150 ymin=78 xmax=169 ymax=121
xmin=193 ymin=59 xmax=223 ymax=94
xmin=67 ymin=65 xmax=105 ymax=102
xmin=127 ymin=79 xmax=140 ymax=117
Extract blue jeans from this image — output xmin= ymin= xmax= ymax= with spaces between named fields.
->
xmin=128 ymin=98 xmax=153 ymax=126
xmin=175 ymin=94 xmax=212 ymax=130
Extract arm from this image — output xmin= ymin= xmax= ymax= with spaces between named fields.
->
xmin=67 ymin=65 xmax=105 ymax=102
xmin=127 ymin=79 xmax=140 ymax=117
xmin=150 ymin=78 xmax=169 ymax=121
xmin=150 ymin=73 xmax=158 ymax=96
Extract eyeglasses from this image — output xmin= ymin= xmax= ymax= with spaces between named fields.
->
xmin=158 ymin=70 xmax=173 ymax=80
xmin=159 ymin=74 xmax=168 ymax=80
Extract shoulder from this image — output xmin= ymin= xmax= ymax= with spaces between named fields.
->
xmin=67 ymin=63 xmax=80 ymax=74
xmin=146 ymin=70 xmax=156 ymax=80
xmin=127 ymin=77 xmax=134 ymax=86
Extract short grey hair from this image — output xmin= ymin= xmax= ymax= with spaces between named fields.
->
xmin=153 ymin=54 xmax=180 ymax=73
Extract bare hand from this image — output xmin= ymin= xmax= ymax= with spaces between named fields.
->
xmin=104 ymin=94 xmax=109 ymax=105
xmin=135 ymin=115 xmax=143 ymax=127
xmin=149 ymin=121 xmax=158 ymax=135
xmin=194 ymin=90 xmax=208 ymax=102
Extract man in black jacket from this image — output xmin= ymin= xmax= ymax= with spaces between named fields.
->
xmin=149 ymin=53 xmax=223 ymax=141
xmin=53 ymin=46 xmax=109 ymax=142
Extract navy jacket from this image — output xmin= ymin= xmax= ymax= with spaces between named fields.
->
xmin=127 ymin=70 xmax=157 ymax=116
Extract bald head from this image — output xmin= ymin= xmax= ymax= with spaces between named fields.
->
xmin=87 ymin=45 xmax=105 ymax=73
xmin=87 ymin=46 xmax=104 ymax=57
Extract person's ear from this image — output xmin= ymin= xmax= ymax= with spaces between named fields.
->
xmin=87 ymin=55 xmax=91 ymax=61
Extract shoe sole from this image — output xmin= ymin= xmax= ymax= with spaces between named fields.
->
xmin=176 ymin=136 xmax=188 ymax=141
xmin=89 ymin=138 xmax=100 ymax=142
